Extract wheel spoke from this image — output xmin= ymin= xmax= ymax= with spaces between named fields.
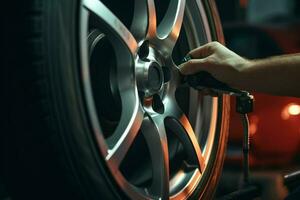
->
xmin=83 ymin=0 xmax=138 ymax=55
xmin=80 ymin=0 xmax=225 ymax=199
xmin=131 ymin=0 xmax=157 ymax=41
xmin=106 ymin=90 xmax=144 ymax=168
xmin=154 ymin=0 xmax=186 ymax=55
xmin=164 ymin=99 xmax=205 ymax=172
xmin=142 ymin=115 xmax=169 ymax=199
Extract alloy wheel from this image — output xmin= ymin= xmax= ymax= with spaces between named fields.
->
xmin=80 ymin=0 xmax=222 ymax=199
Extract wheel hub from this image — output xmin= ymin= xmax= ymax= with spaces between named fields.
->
xmin=80 ymin=0 xmax=222 ymax=199
xmin=135 ymin=40 xmax=170 ymax=98
xmin=136 ymin=58 xmax=164 ymax=97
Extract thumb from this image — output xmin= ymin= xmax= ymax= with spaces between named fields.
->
xmin=178 ymin=58 xmax=210 ymax=75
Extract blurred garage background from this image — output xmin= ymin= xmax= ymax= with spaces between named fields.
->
xmin=215 ymin=0 xmax=300 ymax=199
xmin=1 ymin=0 xmax=300 ymax=200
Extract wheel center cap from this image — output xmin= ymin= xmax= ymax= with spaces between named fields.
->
xmin=136 ymin=60 xmax=164 ymax=96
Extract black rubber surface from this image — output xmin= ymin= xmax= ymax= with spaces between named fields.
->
xmin=2 ymin=1 xmax=122 ymax=199
xmin=1 ymin=1 xmax=229 ymax=200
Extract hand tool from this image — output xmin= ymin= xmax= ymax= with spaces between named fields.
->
xmin=180 ymin=55 xmax=258 ymax=198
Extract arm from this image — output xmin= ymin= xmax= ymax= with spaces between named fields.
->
xmin=179 ymin=42 xmax=300 ymax=97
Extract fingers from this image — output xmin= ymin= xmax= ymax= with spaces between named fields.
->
xmin=188 ymin=42 xmax=218 ymax=59
xmin=179 ymin=57 xmax=211 ymax=75
xmin=179 ymin=42 xmax=221 ymax=75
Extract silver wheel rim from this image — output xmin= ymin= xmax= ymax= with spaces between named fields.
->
xmin=79 ymin=0 xmax=220 ymax=199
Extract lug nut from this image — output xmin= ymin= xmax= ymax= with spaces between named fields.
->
xmin=152 ymin=94 xmax=164 ymax=114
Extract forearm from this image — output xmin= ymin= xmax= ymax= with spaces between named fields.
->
xmin=240 ymin=54 xmax=300 ymax=97
xmin=179 ymin=42 xmax=300 ymax=97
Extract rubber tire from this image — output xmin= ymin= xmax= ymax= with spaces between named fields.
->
xmin=3 ymin=1 xmax=122 ymax=200
xmin=191 ymin=1 xmax=230 ymax=199
xmin=2 ymin=1 xmax=229 ymax=200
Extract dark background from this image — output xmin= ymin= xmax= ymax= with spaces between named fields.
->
xmin=1 ymin=1 xmax=300 ymax=199
xmin=215 ymin=0 xmax=300 ymax=199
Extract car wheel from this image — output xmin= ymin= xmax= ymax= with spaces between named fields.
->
xmin=4 ymin=0 xmax=229 ymax=199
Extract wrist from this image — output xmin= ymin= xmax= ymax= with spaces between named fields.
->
xmin=232 ymin=58 xmax=254 ymax=90
xmin=240 ymin=58 xmax=253 ymax=72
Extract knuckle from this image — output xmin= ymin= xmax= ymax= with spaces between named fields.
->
xmin=210 ymin=41 xmax=220 ymax=49
xmin=206 ymin=56 xmax=215 ymax=63
xmin=186 ymin=59 xmax=195 ymax=66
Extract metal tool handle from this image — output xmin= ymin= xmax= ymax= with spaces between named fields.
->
xmin=186 ymin=71 xmax=234 ymax=91
xmin=182 ymin=55 xmax=257 ymax=198
xmin=241 ymin=114 xmax=250 ymax=185
xmin=181 ymin=55 xmax=244 ymax=95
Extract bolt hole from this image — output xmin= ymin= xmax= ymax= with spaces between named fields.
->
xmin=152 ymin=94 xmax=164 ymax=114
xmin=162 ymin=66 xmax=171 ymax=82
xmin=138 ymin=40 xmax=150 ymax=60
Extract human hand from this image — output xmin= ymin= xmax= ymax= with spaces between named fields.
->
xmin=179 ymin=42 xmax=250 ymax=88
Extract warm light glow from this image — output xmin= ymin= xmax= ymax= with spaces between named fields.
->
xmin=249 ymin=115 xmax=259 ymax=136
xmin=281 ymin=109 xmax=290 ymax=120
xmin=281 ymin=103 xmax=300 ymax=120
xmin=288 ymin=104 xmax=300 ymax=116
xmin=249 ymin=123 xmax=257 ymax=136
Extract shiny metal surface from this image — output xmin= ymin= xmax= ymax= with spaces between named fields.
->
xmin=79 ymin=0 xmax=220 ymax=199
